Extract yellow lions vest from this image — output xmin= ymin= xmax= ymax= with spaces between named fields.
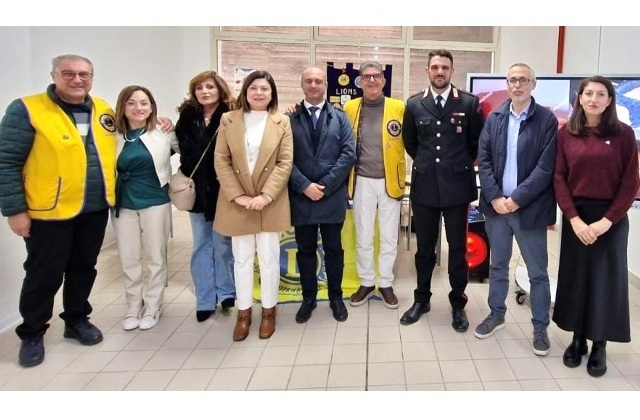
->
xmin=344 ymin=97 xmax=406 ymax=199
xmin=21 ymin=93 xmax=116 ymax=220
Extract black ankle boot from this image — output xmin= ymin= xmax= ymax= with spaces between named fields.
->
xmin=196 ymin=310 xmax=214 ymax=322
xmin=587 ymin=341 xmax=607 ymax=377
xmin=221 ymin=298 xmax=235 ymax=312
xmin=563 ymin=335 xmax=588 ymax=368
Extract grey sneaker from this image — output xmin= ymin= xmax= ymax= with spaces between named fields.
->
xmin=474 ymin=314 xmax=505 ymax=339
xmin=532 ymin=328 xmax=551 ymax=356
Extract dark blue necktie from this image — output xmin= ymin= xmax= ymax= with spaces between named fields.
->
xmin=309 ymin=106 xmax=319 ymax=129
xmin=436 ymin=95 xmax=443 ymax=111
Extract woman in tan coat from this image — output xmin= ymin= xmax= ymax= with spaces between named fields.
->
xmin=214 ymin=70 xmax=293 ymax=341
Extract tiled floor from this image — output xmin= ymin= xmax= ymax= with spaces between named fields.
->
xmin=1 ymin=210 xmax=639 ymax=393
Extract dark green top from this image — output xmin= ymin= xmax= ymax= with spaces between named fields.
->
xmin=115 ymin=128 xmax=169 ymax=215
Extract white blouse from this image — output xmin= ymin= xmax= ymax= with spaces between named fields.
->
xmin=244 ymin=111 xmax=268 ymax=174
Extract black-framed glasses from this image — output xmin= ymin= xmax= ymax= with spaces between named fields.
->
xmin=361 ymin=73 xmax=383 ymax=82
xmin=507 ymin=77 xmax=531 ymax=86
xmin=58 ymin=70 xmax=93 ymax=81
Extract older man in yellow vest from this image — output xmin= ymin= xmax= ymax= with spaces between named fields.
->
xmin=0 ymin=54 xmax=171 ymax=368
xmin=343 ymin=61 xmax=406 ymax=310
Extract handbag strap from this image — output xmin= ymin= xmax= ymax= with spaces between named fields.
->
xmin=187 ymin=127 xmax=219 ymax=179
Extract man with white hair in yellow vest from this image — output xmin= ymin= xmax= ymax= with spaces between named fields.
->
xmin=0 ymin=53 xmax=172 ymax=368
xmin=344 ymin=61 xmax=406 ymax=309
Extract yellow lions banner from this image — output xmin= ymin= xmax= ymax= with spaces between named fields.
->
xmin=251 ymin=210 xmax=379 ymax=302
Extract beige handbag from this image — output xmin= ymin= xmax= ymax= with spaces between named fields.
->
xmin=169 ymin=128 xmax=217 ymax=211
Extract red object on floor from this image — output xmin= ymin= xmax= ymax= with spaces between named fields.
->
xmin=466 ymin=231 xmax=488 ymax=269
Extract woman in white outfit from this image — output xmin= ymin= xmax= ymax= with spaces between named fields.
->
xmin=112 ymin=85 xmax=179 ymax=331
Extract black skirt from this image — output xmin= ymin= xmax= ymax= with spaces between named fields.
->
xmin=552 ymin=199 xmax=631 ymax=343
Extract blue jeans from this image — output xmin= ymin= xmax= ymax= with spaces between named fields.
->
xmin=484 ymin=213 xmax=550 ymax=330
xmin=189 ymin=212 xmax=235 ymax=311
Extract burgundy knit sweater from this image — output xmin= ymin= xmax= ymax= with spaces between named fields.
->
xmin=554 ymin=124 xmax=639 ymax=224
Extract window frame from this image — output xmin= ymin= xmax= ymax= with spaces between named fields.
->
xmin=211 ymin=26 xmax=499 ymax=101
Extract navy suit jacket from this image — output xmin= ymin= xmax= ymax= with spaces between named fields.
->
xmin=288 ymin=102 xmax=356 ymax=226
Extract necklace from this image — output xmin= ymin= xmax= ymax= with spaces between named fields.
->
xmin=124 ymin=128 xmax=146 ymax=142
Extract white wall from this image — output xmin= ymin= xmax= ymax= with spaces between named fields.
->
xmin=496 ymin=26 xmax=559 ymax=73
xmin=562 ymin=27 xmax=602 ymax=73
xmin=563 ymin=26 xmax=640 ymax=74
xmin=1 ymin=26 xmax=638 ymax=332
xmin=0 ymin=27 xmax=33 ymax=331
xmin=596 ymin=27 xmax=640 ymax=74
xmin=28 ymin=26 xmax=187 ymax=118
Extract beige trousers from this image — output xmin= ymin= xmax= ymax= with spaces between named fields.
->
xmin=112 ymin=203 xmax=171 ymax=315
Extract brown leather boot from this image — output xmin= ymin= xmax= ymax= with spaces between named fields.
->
xmin=258 ymin=306 xmax=276 ymax=339
xmin=233 ymin=308 xmax=252 ymax=341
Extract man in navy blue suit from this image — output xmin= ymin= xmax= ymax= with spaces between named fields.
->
xmin=288 ymin=67 xmax=356 ymax=323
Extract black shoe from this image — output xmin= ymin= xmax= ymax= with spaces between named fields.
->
xmin=330 ymin=299 xmax=349 ymax=322
xmin=587 ymin=341 xmax=607 ymax=377
xmin=18 ymin=336 xmax=45 ymax=368
xmin=295 ymin=300 xmax=317 ymax=324
xmin=196 ymin=310 xmax=214 ymax=322
xmin=452 ymin=308 xmax=469 ymax=332
xmin=400 ymin=302 xmax=430 ymax=325
xmin=221 ymin=298 xmax=235 ymax=312
xmin=563 ymin=335 xmax=588 ymax=368
xmin=63 ymin=320 xmax=103 ymax=346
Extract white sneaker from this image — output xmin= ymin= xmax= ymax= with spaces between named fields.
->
xmin=122 ymin=315 xmax=140 ymax=331
xmin=139 ymin=308 xmax=161 ymax=330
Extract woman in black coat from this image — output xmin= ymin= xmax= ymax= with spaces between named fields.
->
xmin=175 ymin=71 xmax=237 ymax=322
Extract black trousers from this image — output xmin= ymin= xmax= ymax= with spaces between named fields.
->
xmin=15 ymin=209 xmax=109 ymax=339
xmin=412 ymin=203 xmax=469 ymax=309
xmin=294 ymin=222 xmax=344 ymax=302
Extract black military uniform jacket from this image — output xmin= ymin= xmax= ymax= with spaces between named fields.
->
xmin=403 ymin=85 xmax=484 ymax=207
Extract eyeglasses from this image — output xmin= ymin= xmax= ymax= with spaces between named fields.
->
xmin=361 ymin=73 xmax=383 ymax=82
xmin=57 ymin=70 xmax=93 ymax=81
xmin=507 ymin=77 xmax=531 ymax=86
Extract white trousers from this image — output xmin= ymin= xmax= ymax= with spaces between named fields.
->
xmin=111 ymin=203 xmax=170 ymax=315
xmin=353 ymin=176 xmax=401 ymax=288
xmin=232 ymin=232 xmax=281 ymax=310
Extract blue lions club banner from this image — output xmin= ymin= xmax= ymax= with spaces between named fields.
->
xmin=326 ymin=62 xmax=393 ymax=109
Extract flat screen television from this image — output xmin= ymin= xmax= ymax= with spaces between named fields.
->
xmin=467 ymin=73 xmax=640 ymax=207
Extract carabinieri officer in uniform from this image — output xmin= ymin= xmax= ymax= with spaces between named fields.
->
xmin=401 ymin=49 xmax=485 ymax=332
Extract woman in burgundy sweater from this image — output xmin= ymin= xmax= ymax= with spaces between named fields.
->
xmin=553 ymin=75 xmax=640 ymax=377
